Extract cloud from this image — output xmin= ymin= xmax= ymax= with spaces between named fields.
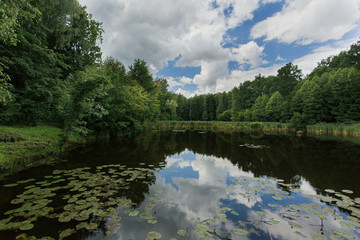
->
xmin=231 ymin=41 xmax=267 ymax=68
xmin=80 ymin=0 xmax=360 ymax=96
xmin=165 ymin=77 xmax=183 ymax=88
xmin=175 ymin=88 xmax=194 ymax=98
xmin=251 ymin=0 xmax=360 ymax=45
xmin=293 ymin=38 xmax=358 ymax=74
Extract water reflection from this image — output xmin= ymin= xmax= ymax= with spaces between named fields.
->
xmin=0 ymin=131 xmax=359 ymax=240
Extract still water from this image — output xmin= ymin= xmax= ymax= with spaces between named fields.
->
xmin=0 ymin=131 xmax=360 ymax=240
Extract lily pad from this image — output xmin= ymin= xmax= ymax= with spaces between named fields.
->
xmin=146 ymin=231 xmax=162 ymax=239
xmin=233 ymin=228 xmax=249 ymax=236
xmin=269 ymin=218 xmax=280 ymax=224
xmin=4 ymin=183 xmax=19 ymax=187
xmin=342 ymin=190 xmax=354 ymax=194
xmin=325 ymin=189 xmax=336 ymax=193
xmin=310 ymin=232 xmax=327 ymax=240
xmin=177 ymin=229 xmax=187 ymax=236
xmin=289 ymin=221 xmax=302 ymax=229
xmin=196 ymin=223 xmax=209 ymax=232
xmin=332 ymin=229 xmax=354 ymax=239
xmin=129 ymin=211 xmax=139 ymax=217
xmin=20 ymin=223 xmax=34 ymax=231
xmin=340 ymin=221 xmax=356 ymax=230
xmin=59 ymin=228 xmax=75 ymax=238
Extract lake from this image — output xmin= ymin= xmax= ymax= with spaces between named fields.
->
xmin=0 ymin=131 xmax=360 ymax=240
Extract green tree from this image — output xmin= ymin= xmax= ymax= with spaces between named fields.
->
xmin=272 ymin=62 xmax=302 ymax=97
xmin=165 ymin=99 xmax=178 ymax=120
xmin=129 ymin=59 xmax=155 ymax=92
xmin=231 ymin=87 xmax=241 ymax=120
xmin=265 ymin=91 xmax=284 ymax=122
xmin=216 ymin=92 xmax=226 ymax=118
xmin=252 ymin=95 xmax=269 ymax=121
xmin=330 ymin=68 xmax=360 ymax=122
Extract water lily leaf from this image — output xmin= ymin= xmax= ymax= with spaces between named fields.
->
xmin=59 ymin=228 xmax=75 ymax=238
xmin=289 ymin=204 xmax=301 ymax=211
xmin=269 ymin=218 xmax=280 ymax=224
xmin=231 ymin=211 xmax=239 ymax=216
xmin=330 ymin=235 xmax=344 ymax=240
xmin=17 ymin=179 xmax=35 ymax=184
xmin=340 ymin=221 xmax=356 ymax=230
xmin=217 ymin=213 xmax=227 ymax=222
xmin=177 ymin=230 xmax=187 ymax=236
xmin=257 ymin=211 xmax=265 ymax=216
xmin=20 ymin=223 xmax=34 ymax=231
xmin=195 ymin=230 xmax=209 ymax=238
xmin=4 ymin=183 xmax=19 ymax=187
xmin=288 ymin=221 xmax=302 ymax=229
xmin=148 ymin=219 xmax=157 ymax=224
xmin=146 ymin=231 xmax=161 ymax=239
xmin=196 ymin=223 xmax=209 ymax=232
xmin=310 ymin=232 xmax=327 ymax=240
xmin=342 ymin=190 xmax=353 ymax=194
xmin=218 ymin=207 xmax=231 ymax=213
xmin=233 ymin=228 xmax=249 ymax=236
xmin=325 ymin=189 xmax=336 ymax=193
xmin=332 ymin=229 xmax=354 ymax=239
xmin=85 ymin=222 xmax=98 ymax=231
xmin=129 ymin=211 xmax=139 ymax=217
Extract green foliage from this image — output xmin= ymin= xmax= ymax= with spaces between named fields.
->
xmin=265 ymin=91 xmax=284 ymax=122
xmin=0 ymin=0 xmax=40 ymax=46
xmin=217 ymin=110 xmax=231 ymax=121
xmin=252 ymin=95 xmax=269 ymax=121
xmin=0 ymin=126 xmax=63 ymax=169
xmin=289 ymin=112 xmax=306 ymax=130
xmin=129 ymin=59 xmax=155 ymax=92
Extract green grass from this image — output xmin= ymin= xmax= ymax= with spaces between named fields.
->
xmin=0 ymin=126 xmax=64 ymax=170
xmin=307 ymin=122 xmax=360 ymax=136
xmin=152 ymin=121 xmax=294 ymax=133
xmin=154 ymin=121 xmax=360 ymax=137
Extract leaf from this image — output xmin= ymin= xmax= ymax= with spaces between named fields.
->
xmin=59 ymin=228 xmax=75 ymax=238
xmin=340 ymin=221 xmax=356 ymax=230
xmin=19 ymin=223 xmax=34 ymax=231
xmin=233 ymin=228 xmax=249 ymax=236
xmin=177 ymin=229 xmax=186 ymax=236
xmin=129 ymin=211 xmax=139 ymax=217
xmin=146 ymin=231 xmax=162 ymax=239
xmin=310 ymin=232 xmax=327 ymax=240
xmin=3 ymin=183 xmax=18 ymax=187
xmin=332 ymin=229 xmax=354 ymax=239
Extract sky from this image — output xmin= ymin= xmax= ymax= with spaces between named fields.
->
xmin=78 ymin=0 xmax=360 ymax=97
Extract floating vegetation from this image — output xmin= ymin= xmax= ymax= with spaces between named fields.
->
xmin=239 ymin=143 xmax=270 ymax=149
xmin=233 ymin=228 xmax=249 ymax=236
xmin=1 ymin=156 xmax=360 ymax=240
xmin=177 ymin=229 xmax=187 ymax=236
xmin=146 ymin=231 xmax=162 ymax=239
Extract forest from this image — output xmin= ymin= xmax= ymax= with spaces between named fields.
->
xmin=1 ymin=0 xmax=360 ymax=136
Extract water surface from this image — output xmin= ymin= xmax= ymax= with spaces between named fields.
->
xmin=0 ymin=131 xmax=360 ymax=240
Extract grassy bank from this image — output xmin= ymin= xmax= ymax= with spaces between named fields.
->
xmin=154 ymin=121 xmax=360 ymax=136
xmin=153 ymin=121 xmax=295 ymax=134
xmin=307 ymin=122 xmax=360 ymax=136
xmin=0 ymin=126 xmax=66 ymax=170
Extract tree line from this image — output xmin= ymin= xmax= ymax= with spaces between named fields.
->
xmin=169 ymin=41 xmax=360 ymax=129
xmin=0 ymin=0 xmax=174 ymax=136
xmin=1 ymin=0 xmax=360 ymax=135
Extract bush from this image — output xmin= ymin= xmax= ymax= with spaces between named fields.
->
xmin=218 ymin=110 xmax=232 ymax=121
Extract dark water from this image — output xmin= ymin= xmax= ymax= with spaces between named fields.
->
xmin=0 ymin=131 xmax=360 ymax=240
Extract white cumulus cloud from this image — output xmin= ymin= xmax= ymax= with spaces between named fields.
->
xmin=251 ymin=0 xmax=360 ymax=45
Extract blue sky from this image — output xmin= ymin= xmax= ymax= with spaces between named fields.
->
xmin=80 ymin=0 xmax=360 ymax=97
